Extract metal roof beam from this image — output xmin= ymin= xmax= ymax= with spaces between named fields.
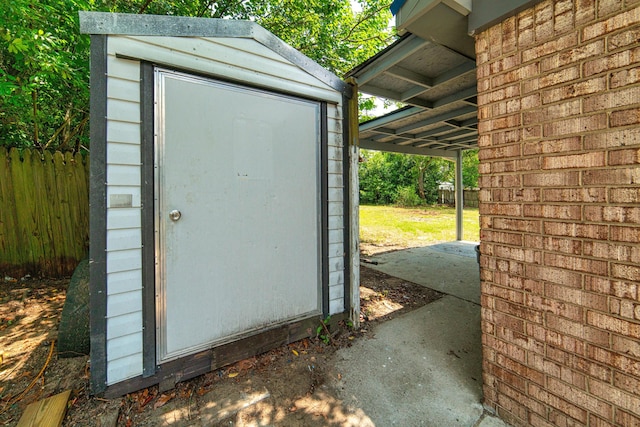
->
xmin=399 ymin=61 xmax=477 ymax=101
xmin=396 ymin=105 xmax=477 ymax=134
xmin=359 ymin=106 xmax=425 ymax=131
xmin=385 ymin=66 xmax=433 ymax=88
xmin=355 ymin=35 xmax=429 ymax=85
xmin=360 ymin=138 xmax=456 ymax=159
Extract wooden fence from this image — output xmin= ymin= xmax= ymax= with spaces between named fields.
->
xmin=0 ymin=148 xmax=89 ymax=278
xmin=437 ymin=189 xmax=479 ymax=208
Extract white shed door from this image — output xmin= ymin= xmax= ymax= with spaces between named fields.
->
xmin=155 ymin=70 xmax=321 ymax=362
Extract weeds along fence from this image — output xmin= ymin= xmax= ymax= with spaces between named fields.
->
xmin=437 ymin=189 xmax=479 ymax=208
xmin=0 ymin=147 xmax=89 ymax=278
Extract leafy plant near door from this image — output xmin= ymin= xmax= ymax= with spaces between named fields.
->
xmin=316 ymin=316 xmax=332 ymax=345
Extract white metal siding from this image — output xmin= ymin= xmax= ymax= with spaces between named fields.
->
xmin=105 ymin=45 xmax=143 ymax=385
xmin=102 ymin=34 xmax=346 ymax=385
xmin=108 ymin=36 xmax=342 ymax=103
xmin=327 ymin=103 xmax=345 ymax=315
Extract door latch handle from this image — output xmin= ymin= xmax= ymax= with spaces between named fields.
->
xmin=169 ymin=210 xmax=182 ymax=221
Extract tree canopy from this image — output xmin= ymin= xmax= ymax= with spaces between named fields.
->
xmin=1 ymin=0 xmax=394 ymax=151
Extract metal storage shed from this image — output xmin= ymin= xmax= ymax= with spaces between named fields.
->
xmin=79 ymin=12 xmax=357 ymax=396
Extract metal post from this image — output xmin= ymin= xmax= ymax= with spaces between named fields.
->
xmin=455 ymin=149 xmax=463 ymax=241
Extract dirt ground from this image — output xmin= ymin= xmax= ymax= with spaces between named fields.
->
xmin=0 ymin=248 xmax=442 ymax=426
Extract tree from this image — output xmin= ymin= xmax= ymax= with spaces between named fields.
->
xmin=0 ymin=0 xmax=394 ymax=151
xmin=358 ymin=149 xmax=478 ymax=206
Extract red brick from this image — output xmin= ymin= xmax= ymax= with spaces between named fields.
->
xmin=542 ymin=152 xmax=606 ymax=169
xmin=480 ymin=174 xmax=522 ymax=188
xmin=496 ymin=393 xmax=529 ymax=423
xmin=495 ymin=299 xmax=544 ymax=323
xmin=585 ymin=275 xmax=638 ymax=299
xmin=597 ymin=0 xmax=625 ymax=17
xmin=522 ymin=33 xmax=579 ymax=62
xmin=523 ymin=171 xmax=580 ymax=187
xmin=582 ymin=5 xmax=640 ymax=41
xmin=543 ymin=188 xmax=606 ymax=203
xmin=608 ymin=27 xmax=640 ymax=51
xmin=548 ymin=346 xmax=612 ymax=382
xmin=480 ymin=203 xmax=523 ymax=216
xmin=479 ymin=144 xmax=521 ymax=160
xmin=542 ymin=236 xmax=583 ymax=255
xmin=585 ymin=205 xmax=640 ymax=223
xmin=583 ymin=167 xmax=640 ymax=185
xmin=484 ymin=334 xmax=527 ymax=363
xmin=615 ymin=409 xmax=640 ymax=427
xmin=497 ymin=325 xmax=545 ymax=355
xmin=546 ymin=283 xmax=609 ymax=312
xmin=583 ymin=86 xmax=640 ymax=112
xmin=588 ymin=414 xmax=616 ymax=427
xmin=484 ymin=281 xmax=525 ymax=305
xmin=498 ymin=353 xmax=545 ymax=386
xmin=528 ymin=383 xmax=588 ymax=424
xmin=589 ymin=377 xmax=640 ymax=415
xmin=502 ymin=16 xmax=517 ymax=53
xmin=547 ymin=377 xmax=613 ymax=419
xmin=523 ymin=137 xmax=581 ymax=155
xmin=542 ymin=77 xmax=607 ymax=104
xmin=527 ymin=264 xmax=583 ymax=287
xmin=523 ymin=99 xmax=581 ymax=125
xmin=492 ymin=188 xmax=541 ymax=202
xmin=523 ymin=204 xmax=581 ymax=220
xmin=489 ymin=159 xmax=516 ymax=173
xmin=483 ymin=230 xmax=524 ymax=246
xmin=614 ymin=371 xmax=640 ymax=400
xmin=493 ymin=218 xmax=541 ymax=233
xmin=491 ymin=129 xmax=521 ymax=145
xmin=498 ymin=380 xmax=547 ymax=417
xmin=587 ymin=311 xmax=640 ymax=339
xmin=610 ymin=66 xmax=640 ymax=89
xmin=522 ymin=125 xmax=542 ymax=140
xmin=544 ymin=221 xmax=609 ymax=239
xmin=584 ymin=127 xmax=640 ymax=149
xmin=575 ymin=0 xmax=596 ymax=25
xmin=543 ymin=114 xmax=608 ymax=137
xmin=526 ymin=294 xmax=583 ymax=321
xmin=545 ymin=253 xmax=608 ymax=274
xmin=611 ymin=262 xmax=640 ymax=281
xmin=540 ymin=40 xmax=605 ymax=72
xmin=613 ymin=336 xmax=640 ymax=363
xmin=583 ymin=241 xmax=640 ymax=263
xmin=609 ymin=148 xmax=640 ymax=166
xmin=610 ymin=107 xmax=640 ymax=127
xmin=609 ymin=188 xmax=640 ymax=204
xmin=610 ymin=225 xmax=640 ymax=242
xmin=585 ymin=48 xmax=638 ymax=77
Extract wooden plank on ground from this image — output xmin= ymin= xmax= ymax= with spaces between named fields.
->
xmin=16 ymin=390 xmax=71 ymax=427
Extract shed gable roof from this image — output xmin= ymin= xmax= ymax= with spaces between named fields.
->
xmin=79 ymin=11 xmax=350 ymax=97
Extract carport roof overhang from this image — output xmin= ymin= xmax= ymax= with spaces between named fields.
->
xmin=346 ymin=0 xmax=544 ymax=159
xmin=345 ymin=32 xmax=478 ymax=160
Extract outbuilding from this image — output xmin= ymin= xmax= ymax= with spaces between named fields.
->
xmin=79 ymin=12 xmax=359 ymax=396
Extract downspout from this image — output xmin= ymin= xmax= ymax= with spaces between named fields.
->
xmin=344 ymin=77 xmax=360 ymax=328
xmin=455 ymin=149 xmax=464 ymax=241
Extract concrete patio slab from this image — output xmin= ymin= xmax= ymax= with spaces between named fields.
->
xmin=365 ymin=241 xmax=480 ymax=304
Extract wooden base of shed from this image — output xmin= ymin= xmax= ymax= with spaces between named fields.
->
xmin=100 ymin=313 xmax=345 ymax=398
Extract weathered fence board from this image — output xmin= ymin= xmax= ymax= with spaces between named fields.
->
xmin=0 ymin=147 xmax=90 ymax=278
xmin=437 ymin=189 xmax=479 ymax=208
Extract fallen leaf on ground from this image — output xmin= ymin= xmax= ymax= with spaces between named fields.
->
xmin=228 ymin=372 xmax=238 ymax=378
xmin=154 ymin=394 xmax=172 ymax=409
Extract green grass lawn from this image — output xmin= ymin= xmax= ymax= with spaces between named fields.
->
xmin=359 ymin=205 xmax=479 ymax=249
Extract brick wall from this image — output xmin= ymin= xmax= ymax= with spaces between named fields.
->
xmin=476 ymin=1 xmax=640 ymax=425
